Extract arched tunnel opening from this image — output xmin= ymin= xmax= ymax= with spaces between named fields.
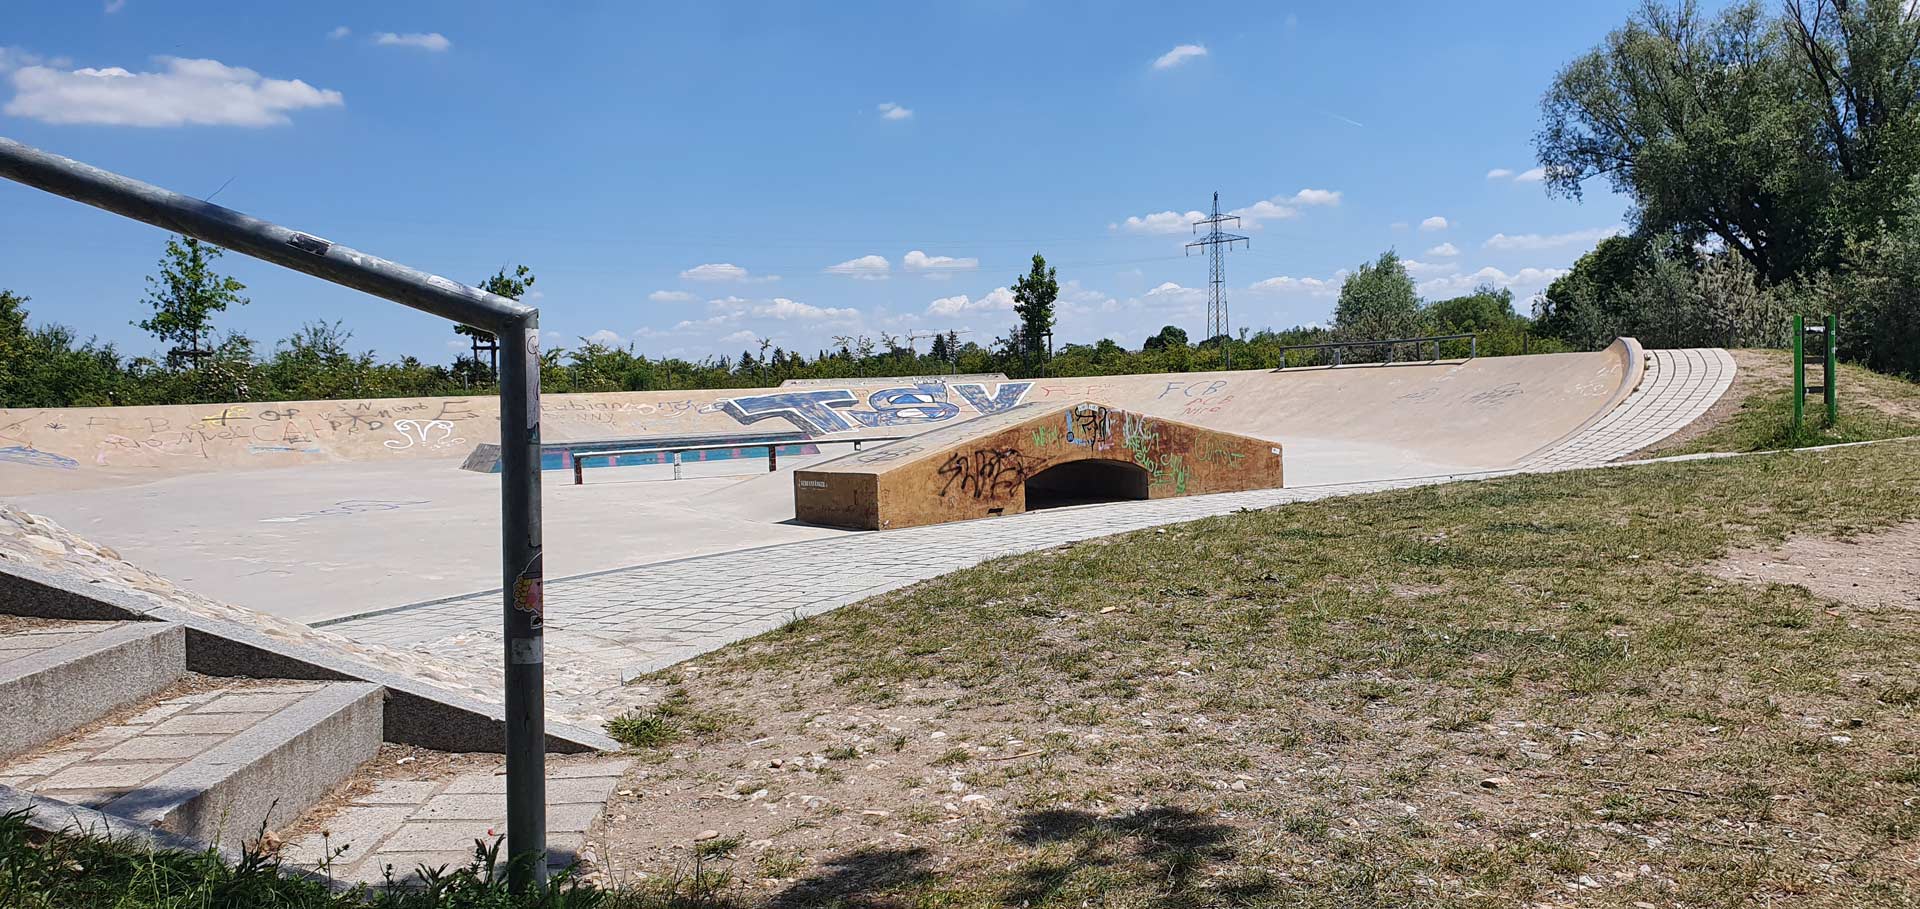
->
xmin=1023 ymin=459 xmax=1152 ymax=511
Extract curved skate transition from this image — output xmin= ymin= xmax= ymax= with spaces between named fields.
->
xmin=795 ymin=402 xmax=1285 ymax=529
xmin=0 ymin=340 xmax=1655 ymax=621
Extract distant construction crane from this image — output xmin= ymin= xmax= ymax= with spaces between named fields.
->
xmin=1186 ymin=191 xmax=1249 ymax=368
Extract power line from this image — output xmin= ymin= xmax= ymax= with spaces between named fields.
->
xmin=1185 ymin=191 xmax=1248 ymax=367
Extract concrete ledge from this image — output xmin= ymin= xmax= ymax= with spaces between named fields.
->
xmin=0 ymin=622 xmax=185 ymax=760
xmin=0 ymin=784 xmax=238 ymax=863
xmin=0 ymin=562 xmax=616 ymax=754
xmin=106 ymin=682 xmax=383 ymax=846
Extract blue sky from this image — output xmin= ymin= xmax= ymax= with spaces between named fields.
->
xmin=3 ymin=1 xmax=1648 ymax=363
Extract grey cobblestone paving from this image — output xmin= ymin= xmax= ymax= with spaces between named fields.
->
xmin=324 ymin=349 xmax=1734 ymax=724
xmin=281 ymin=758 xmax=631 ymax=886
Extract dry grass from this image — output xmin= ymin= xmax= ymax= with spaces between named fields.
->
xmin=594 ymin=439 xmax=1920 ymax=908
xmin=1648 ymin=350 xmax=1920 ymax=456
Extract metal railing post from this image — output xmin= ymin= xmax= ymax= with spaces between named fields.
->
xmin=0 ymin=137 xmax=551 ymax=891
xmin=672 ymin=451 xmax=683 ymax=480
xmin=1470 ymin=336 xmax=1478 ymax=359
xmin=573 ymin=455 xmax=584 ymax=486
xmin=768 ymin=446 xmax=778 ymax=472
xmin=497 ymin=319 xmax=546 ymax=891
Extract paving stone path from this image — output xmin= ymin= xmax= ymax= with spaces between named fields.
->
xmin=282 ymin=759 xmax=632 ymax=887
xmin=324 ymin=349 xmax=1735 ymax=724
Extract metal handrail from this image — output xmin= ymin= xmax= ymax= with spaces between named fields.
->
xmin=572 ymin=436 xmax=911 ymax=484
xmin=0 ymin=137 xmax=550 ymax=889
xmin=1277 ymin=333 xmax=1476 ymax=367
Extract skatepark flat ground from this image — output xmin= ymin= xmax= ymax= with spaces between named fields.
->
xmin=0 ymin=344 xmax=1680 ymax=623
xmin=3 ymin=435 xmax=1476 ymax=622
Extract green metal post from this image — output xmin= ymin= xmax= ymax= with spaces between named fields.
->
xmin=1823 ymin=314 xmax=1838 ymax=426
xmin=1792 ymin=315 xmax=1805 ymax=433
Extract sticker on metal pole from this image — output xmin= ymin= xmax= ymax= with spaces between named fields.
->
xmin=512 ymin=575 xmax=544 ymax=629
xmin=525 ymin=327 xmax=542 ymax=427
xmin=510 ymin=637 xmax=543 ymax=665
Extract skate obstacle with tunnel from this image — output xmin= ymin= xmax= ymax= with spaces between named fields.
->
xmin=792 ymin=401 xmax=1284 ymax=530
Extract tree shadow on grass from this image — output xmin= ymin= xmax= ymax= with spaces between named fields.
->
xmin=1006 ymin=806 xmax=1269 ymax=908
xmin=767 ymin=846 xmax=934 ymax=909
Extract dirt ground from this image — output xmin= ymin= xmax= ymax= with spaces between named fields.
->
xmin=1708 ymin=520 xmax=1920 ymax=614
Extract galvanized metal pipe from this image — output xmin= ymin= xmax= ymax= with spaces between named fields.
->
xmin=0 ymin=137 xmax=550 ymax=890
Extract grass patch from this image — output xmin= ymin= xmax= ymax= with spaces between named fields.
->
xmin=605 ymin=687 xmax=733 ymax=751
xmin=1672 ymin=350 xmax=1920 ymax=454
xmin=674 ymin=439 xmax=1920 ymax=906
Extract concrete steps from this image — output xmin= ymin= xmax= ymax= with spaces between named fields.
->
xmin=0 ymin=619 xmax=185 ymax=759
xmin=0 ymin=617 xmax=384 ymax=848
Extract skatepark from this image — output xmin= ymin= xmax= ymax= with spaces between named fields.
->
xmin=0 ymin=340 xmax=1656 ymax=622
xmin=0 ymin=341 xmax=1766 ymax=886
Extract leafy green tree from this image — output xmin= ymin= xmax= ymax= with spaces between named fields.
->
xmin=1010 ymin=253 xmax=1058 ymax=368
xmin=455 ymin=265 xmax=536 ymax=377
xmin=137 ymin=236 xmax=249 ymax=368
xmin=1142 ymin=325 xmax=1189 ymax=352
xmin=1333 ymin=251 xmax=1426 ymax=343
xmin=1539 ymin=0 xmax=1920 ymax=282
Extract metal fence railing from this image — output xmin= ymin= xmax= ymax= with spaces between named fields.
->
xmin=1276 ymin=333 xmax=1477 ymax=368
xmin=0 ymin=137 xmax=553 ymax=887
xmin=572 ymin=437 xmax=910 ymax=484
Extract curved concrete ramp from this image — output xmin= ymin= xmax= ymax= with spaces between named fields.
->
xmin=794 ymin=402 xmax=1285 ymax=530
xmin=0 ymin=341 xmax=1639 ymax=494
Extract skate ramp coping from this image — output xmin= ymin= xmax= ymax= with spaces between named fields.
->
xmin=793 ymin=401 xmax=1284 ymax=530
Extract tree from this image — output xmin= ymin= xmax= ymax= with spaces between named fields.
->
xmin=1538 ymin=0 xmax=1920 ymax=283
xmin=1010 ymin=253 xmax=1058 ymax=368
xmin=1333 ymin=251 xmax=1425 ymax=342
xmin=928 ymin=331 xmax=950 ymax=363
xmin=1142 ymin=325 xmax=1189 ymax=352
xmin=455 ymin=265 xmax=536 ymax=377
xmin=137 ymin=236 xmax=249 ymax=368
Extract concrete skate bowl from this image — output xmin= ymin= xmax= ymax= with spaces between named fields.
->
xmin=0 ymin=340 xmax=1645 ymax=622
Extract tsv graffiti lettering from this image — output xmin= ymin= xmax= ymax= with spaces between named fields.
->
xmin=718 ymin=382 xmax=1032 ymax=435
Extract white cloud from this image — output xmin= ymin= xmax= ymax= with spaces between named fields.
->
xmin=902 ymin=250 xmax=979 ymax=273
xmin=680 ymin=263 xmax=778 ymax=283
xmin=1143 ymin=281 xmax=1206 ymax=307
xmin=374 ymin=32 xmax=451 ymax=52
xmin=1488 ymin=166 xmax=1548 ymax=184
xmin=1247 ymin=275 xmax=1340 ymax=298
xmin=1117 ymin=210 xmax=1205 ymax=234
xmin=926 ymin=287 xmax=1016 ymax=316
xmin=755 ymin=298 xmax=859 ymax=321
xmin=1153 ymin=44 xmax=1208 ymax=70
xmin=4 ymin=56 xmax=344 ymax=127
xmin=1401 ymin=259 xmax=1460 ymax=278
xmin=719 ymin=330 xmax=760 ymax=344
xmin=1416 ymin=266 xmax=1570 ymax=299
xmin=327 ymin=26 xmax=351 ymax=40
xmin=648 ymin=290 xmax=698 ymax=303
xmin=877 ymin=101 xmax=912 ymax=120
xmin=1225 ymin=189 xmax=1339 ymax=228
xmin=583 ymin=329 xmax=624 ymax=347
xmin=1419 ymin=216 xmax=1449 ymax=232
xmin=1229 ymin=199 xmax=1297 ymax=226
xmin=1425 ymin=242 xmax=1460 ymax=257
xmin=826 ymin=254 xmax=890 ymax=280
xmin=104 ymin=0 xmax=126 ymax=12
xmin=1482 ymin=226 xmax=1622 ymax=251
